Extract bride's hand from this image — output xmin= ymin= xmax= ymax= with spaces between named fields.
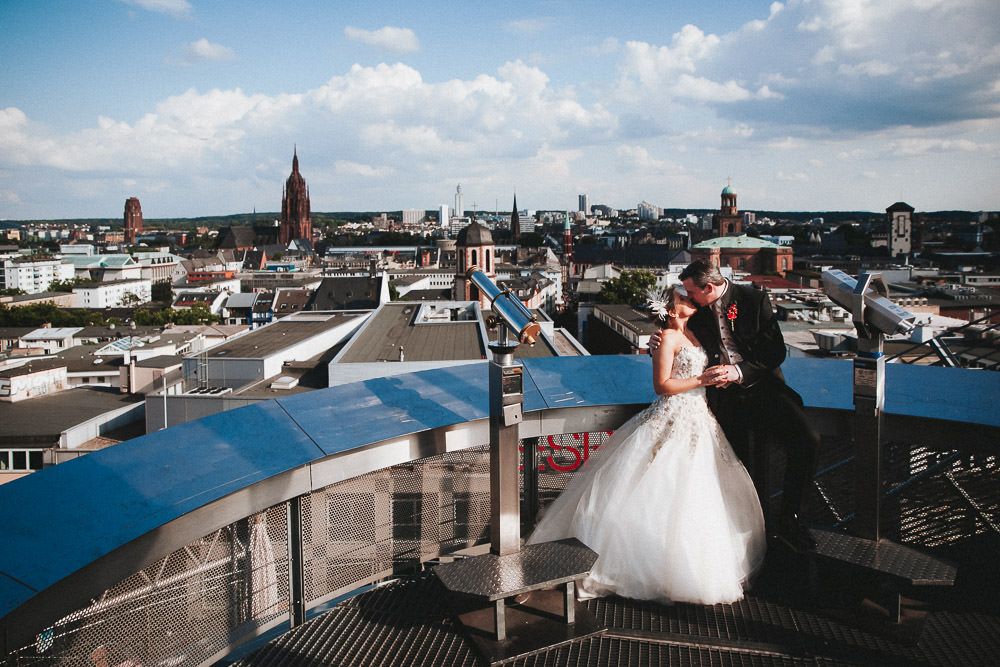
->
xmin=697 ymin=370 xmax=720 ymax=387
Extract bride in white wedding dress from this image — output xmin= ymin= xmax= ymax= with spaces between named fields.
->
xmin=527 ymin=286 xmax=765 ymax=605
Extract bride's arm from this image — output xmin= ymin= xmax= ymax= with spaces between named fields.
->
xmin=652 ymin=334 xmax=712 ymax=396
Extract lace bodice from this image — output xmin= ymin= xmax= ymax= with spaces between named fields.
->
xmin=669 ymin=345 xmax=706 ymax=380
xmin=638 ymin=345 xmax=708 ymax=422
xmin=632 ymin=345 xmax=731 ymax=462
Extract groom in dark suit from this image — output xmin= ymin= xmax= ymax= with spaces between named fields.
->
xmin=655 ymin=259 xmax=819 ymax=550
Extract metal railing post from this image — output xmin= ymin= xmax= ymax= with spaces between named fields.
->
xmin=287 ymin=496 xmax=306 ymax=628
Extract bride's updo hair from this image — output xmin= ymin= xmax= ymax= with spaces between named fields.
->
xmin=643 ymin=285 xmax=678 ymax=329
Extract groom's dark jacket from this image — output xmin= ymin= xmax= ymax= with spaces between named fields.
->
xmin=688 ymin=281 xmax=787 ymax=391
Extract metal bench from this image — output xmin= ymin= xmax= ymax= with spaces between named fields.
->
xmin=433 ymin=538 xmax=597 ymax=641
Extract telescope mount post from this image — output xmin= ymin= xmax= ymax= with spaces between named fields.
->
xmin=852 ymin=273 xmax=886 ymax=542
xmin=489 ymin=322 xmax=524 ymax=556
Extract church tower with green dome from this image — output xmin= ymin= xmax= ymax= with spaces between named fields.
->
xmin=715 ymin=180 xmax=743 ymax=236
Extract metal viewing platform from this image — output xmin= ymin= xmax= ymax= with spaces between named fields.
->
xmin=0 ymin=356 xmax=997 ymax=666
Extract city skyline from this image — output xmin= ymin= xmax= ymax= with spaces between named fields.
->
xmin=2 ymin=0 xmax=999 ymax=219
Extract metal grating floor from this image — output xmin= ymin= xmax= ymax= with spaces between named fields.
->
xmin=234 ymin=442 xmax=1000 ymax=667
xmin=235 ymin=536 xmax=1000 ymax=667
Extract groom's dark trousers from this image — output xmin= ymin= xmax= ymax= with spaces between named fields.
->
xmin=689 ymin=282 xmax=820 ymax=521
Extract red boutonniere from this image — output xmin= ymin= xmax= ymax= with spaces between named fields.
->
xmin=726 ymin=303 xmax=739 ymax=322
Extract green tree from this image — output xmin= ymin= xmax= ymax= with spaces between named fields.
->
xmin=0 ymin=288 xmax=26 ymax=297
xmin=47 ymin=278 xmax=85 ymax=292
xmin=133 ymin=303 xmax=218 ymax=326
xmin=0 ymin=303 xmax=110 ymax=327
xmin=597 ymin=270 xmax=657 ymax=306
xmin=151 ymin=281 xmax=173 ymax=304
xmin=118 ymin=292 xmax=142 ymax=308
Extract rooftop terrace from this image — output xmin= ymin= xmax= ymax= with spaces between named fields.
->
xmin=0 ymin=357 xmax=996 ymax=666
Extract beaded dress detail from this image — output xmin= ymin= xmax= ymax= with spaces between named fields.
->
xmin=527 ymin=345 xmax=765 ymax=605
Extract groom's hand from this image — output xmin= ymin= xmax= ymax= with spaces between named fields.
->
xmin=705 ymin=364 xmax=741 ymax=387
xmin=648 ymin=330 xmax=664 ymax=354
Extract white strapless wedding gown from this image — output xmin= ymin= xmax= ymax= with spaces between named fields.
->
xmin=527 ymin=345 xmax=766 ymax=605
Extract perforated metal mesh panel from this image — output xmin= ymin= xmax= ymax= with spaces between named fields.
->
xmin=533 ymin=430 xmax=616 ymax=508
xmin=7 ymin=504 xmax=291 ymax=667
xmin=302 ymin=445 xmax=493 ymax=603
xmin=5 ymin=446 xmax=494 ymax=667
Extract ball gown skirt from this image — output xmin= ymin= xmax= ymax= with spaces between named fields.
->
xmin=527 ymin=345 xmax=766 ymax=605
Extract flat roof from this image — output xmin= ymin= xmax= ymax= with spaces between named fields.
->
xmin=338 ymin=303 xmax=485 ymax=363
xmin=0 ymin=359 xmax=67 ymax=378
xmin=203 ymin=313 xmax=364 ymax=359
xmin=8 ymin=292 xmax=72 ymax=302
xmin=594 ymin=304 xmax=660 ymax=335
xmin=398 ymin=288 xmax=454 ymax=301
xmin=22 ymin=327 xmax=84 ymax=341
xmin=0 ymin=327 xmax=36 ymax=340
xmin=0 ymin=386 xmax=142 ymax=446
xmin=75 ymin=279 xmax=148 ymax=288
xmin=134 ymin=355 xmax=184 ymax=369
xmin=53 ymin=344 xmax=123 ymax=372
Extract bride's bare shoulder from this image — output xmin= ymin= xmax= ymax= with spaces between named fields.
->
xmin=654 ymin=328 xmax=683 ymax=351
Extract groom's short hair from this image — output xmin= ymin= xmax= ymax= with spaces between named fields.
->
xmin=679 ymin=259 xmax=725 ymax=288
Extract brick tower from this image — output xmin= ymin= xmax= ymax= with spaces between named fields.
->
xmin=562 ymin=213 xmax=573 ymax=262
xmin=124 ymin=197 xmax=143 ymax=245
xmin=715 ymin=180 xmax=742 ymax=236
xmin=280 ymin=148 xmax=312 ymax=246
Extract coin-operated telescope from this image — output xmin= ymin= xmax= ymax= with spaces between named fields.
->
xmin=434 ymin=270 xmax=601 ymax=648
xmin=822 ymin=269 xmax=916 ymax=338
xmin=822 ymin=270 xmax=915 ymax=540
xmin=466 ymin=266 xmax=541 ymax=347
xmin=466 ymin=266 xmax=540 ymax=555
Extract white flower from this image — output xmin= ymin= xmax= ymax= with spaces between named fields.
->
xmin=644 ymin=288 xmax=670 ymax=321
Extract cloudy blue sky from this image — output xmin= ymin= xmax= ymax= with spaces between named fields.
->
xmin=1 ymin=0 xmax=998 ymax=219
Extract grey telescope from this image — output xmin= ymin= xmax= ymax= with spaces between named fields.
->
xmin=466 ymin=266 xmax=541 ymax=345
xmin=822 ymin=269 xmax=916 ymax=337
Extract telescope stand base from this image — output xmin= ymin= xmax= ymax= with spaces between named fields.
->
xmin=432 ymin=538 xmax=603 ymax=664
xmin=446 ymin=588 xmax=603 ymax=666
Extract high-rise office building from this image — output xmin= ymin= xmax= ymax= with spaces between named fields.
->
xmin=578 ymin=194 xmax=590 ymax=215
xmin=439 ymin=205 xmax=449 ymax=228
xmin=454 ymin=184 xmax=464 ymax=218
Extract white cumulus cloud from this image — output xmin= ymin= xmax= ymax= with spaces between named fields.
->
xmin=183 ymin=38 xmax=235 ymax=64
xmin=504 ymin=18 xmax=551 ymax=34
xmin=344 ymin=26 xmax=420 ymax=53
xmin=119 ymin=0 xmax=191 ymax=18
